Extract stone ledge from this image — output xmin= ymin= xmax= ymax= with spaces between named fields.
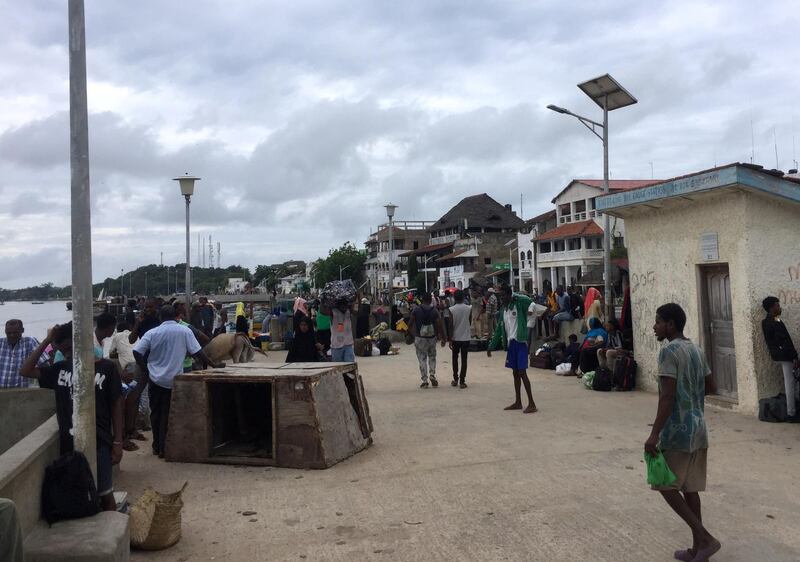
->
xmin=24 ymin=511 xmax=130 ymax=562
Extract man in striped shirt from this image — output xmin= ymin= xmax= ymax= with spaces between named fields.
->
xmin=0 ymin=319 xmax=48 ymax=388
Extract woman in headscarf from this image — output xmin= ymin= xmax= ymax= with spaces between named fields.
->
xmin=286 ymin=316 xmax=322 ymax=362
xmin=584 ymin=287 xmax=604 ymax=329
xmin=292 ymin=297 xmax=308 ymax=332
xmin=578 ymin=317 xmax=609 ymax=375
xmin=356 ymin=297 xmax=371 ymax=339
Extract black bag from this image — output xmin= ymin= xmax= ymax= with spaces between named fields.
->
xmin=592 ymin=367 xmax=614 ymax=391
xmin=612 ymin=355 xmax=637 ymax=391
xmin=468 ymin=339 xmax=488 ymax=352
xmin=42 ymin=451 xmax=99 ymax=525
xmin=377 ymin=337 xmax=392 ymax=356
xmin=758 ymin=393 xmax=788 ymax=423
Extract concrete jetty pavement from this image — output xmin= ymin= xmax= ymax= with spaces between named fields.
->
xmin=119 ymin=346 xmax=800 ymax=561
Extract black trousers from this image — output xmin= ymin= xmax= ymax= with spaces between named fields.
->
xmin=451 ymin=341 xmax=469 ymax=383
xmin=148 ymin=382 xmax=173 ymax=455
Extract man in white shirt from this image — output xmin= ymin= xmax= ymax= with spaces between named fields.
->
xmin=448 ymin=290 xmax=472 ymax=388
xmin=133 ymin=305 xmax=223 ymax=458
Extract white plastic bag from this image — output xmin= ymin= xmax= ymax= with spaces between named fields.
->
xmin=555 ymin=362 xmax=572 ymax=375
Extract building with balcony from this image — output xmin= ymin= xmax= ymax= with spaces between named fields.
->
xmin=397 ymin=193 xmax=526 ymax=293
xmin=516 ymin=209 xmax=557 ymax=293
xmin=536 ymin=179 xmax=659 ymax=291
xmin=363 ymin=221 xmax=433 ymax=301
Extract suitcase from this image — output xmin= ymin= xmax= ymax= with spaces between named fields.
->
xmin=354 ymin=338 xmax=372 ymax=357
xmin=530 ymin=352 xmax=553 ymax=370
xmin=612 ymin=355 xmax=637 ymax=391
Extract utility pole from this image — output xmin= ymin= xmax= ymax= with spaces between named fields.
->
xmin=209 ymin=235 xmax=214 ymax=269
xmin=217 ymin=242 xmax=221 ymax=268
xmin=68 ymin=0 xmax=96 ymax=478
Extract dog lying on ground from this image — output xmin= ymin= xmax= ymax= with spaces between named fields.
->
xmin=203 ymin=332 xmax=268 ymax=364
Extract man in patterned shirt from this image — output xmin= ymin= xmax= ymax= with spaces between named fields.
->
xmin=0 ymin=319 xmax=48 ymax=388
xmin=645 ymin=303 xmax=720 ymax=562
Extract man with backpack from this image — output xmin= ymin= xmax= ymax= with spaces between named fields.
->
xmin=20 ymin=322 xmax=124 ymax=511
xmin=410 ymin=292 xmax=446 ymax=388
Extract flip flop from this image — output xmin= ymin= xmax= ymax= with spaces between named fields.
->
xmin=690 ymin=540 xmax=721 ymax=562
xmin=123 ymin=440 xmax=139 ymax=451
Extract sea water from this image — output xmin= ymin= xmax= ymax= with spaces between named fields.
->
xmin=1 ymin=301 xmax=74 ymax=341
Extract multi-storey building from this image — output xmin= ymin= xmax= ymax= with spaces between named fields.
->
xmin=363 ymin=221 xmax=433 ymax=301
xmin=516 ymin=209 xmax=557 ymax=293
xmin=534 ymin=179 xmax=659 ymax=291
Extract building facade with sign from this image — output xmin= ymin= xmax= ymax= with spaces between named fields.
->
xmin=363 ymin=221 xmax=433 ymax=301
xmin=597 ymin=163 xmax=800 ymax=415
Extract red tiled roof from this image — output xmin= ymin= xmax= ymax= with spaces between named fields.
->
xmin=526 ymin=209 xmax=556 ymax=225
xmin=397 ymin=241 xmax=453 ymax=257
xmin=535 ymin=220 xmax=603 ymax=241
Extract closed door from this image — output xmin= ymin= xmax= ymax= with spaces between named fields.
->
xmin=704 ymin=266 xmax=738 ymax=399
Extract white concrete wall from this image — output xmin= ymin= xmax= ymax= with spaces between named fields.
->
xmin=622 ymin=189 xmax=796 ymax=414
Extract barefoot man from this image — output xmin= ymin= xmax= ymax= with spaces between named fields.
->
xmin=646 ymin=303 xmax=720 ymax=562
xmin=487 ymin=284 xmax=537 ymax=414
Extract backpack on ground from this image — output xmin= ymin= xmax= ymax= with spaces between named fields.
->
xmin=758 ymin=393 xmax=788 ymax=423
xmin=42 ymin=451 xmax=99 ymax=525
xmin=612 ymin=355 xmax=637 ymax=391
xmin=592 ymin=367 xmax=614 ymax=391
xmin=530 ymin=351 xmax=553 ymax=370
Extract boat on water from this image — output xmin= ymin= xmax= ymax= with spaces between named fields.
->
xmin=31 ymin=301 xmax=45 ymax=305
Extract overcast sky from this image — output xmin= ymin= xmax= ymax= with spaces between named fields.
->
xmin=1 ymin=1 xmax=798 ymax=288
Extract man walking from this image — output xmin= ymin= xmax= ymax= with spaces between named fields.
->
xmin=645 ymin=303 xmax=720 ymax=562
xmin=488 ymin=285 xmax=537 ymax=413
xmin=133 ymin=305 xmax=223 ymax=458
xmin=485 ymin=288 xmax=498 ymax=339
xmin=0 ymin=319 xmax=48 ymax=388
xmin=410 ymin=293 xmax=446 ymax=388
xmin=448 ymin=290 xmax=472 ymax=388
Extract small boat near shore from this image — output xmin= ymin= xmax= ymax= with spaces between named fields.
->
xmin=31 ymin=301 xmax=45 ymax=305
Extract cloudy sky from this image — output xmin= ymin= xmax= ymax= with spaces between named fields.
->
xmin=1 ymin=1 xmax=798 ymax=288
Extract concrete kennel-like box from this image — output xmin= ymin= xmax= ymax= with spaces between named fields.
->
xmin=165 ymin=362 xmax=373 ymax=469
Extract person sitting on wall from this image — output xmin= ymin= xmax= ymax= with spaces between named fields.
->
xmin=598 ymin=319 xmax=628 ymax=371
xmin=577 ymin=317 xmax=608 ymax=376
xmin=761 ymin=296 xmax=799 ymax=422
xmin=551 ymin=286 xmax=574 ymax=337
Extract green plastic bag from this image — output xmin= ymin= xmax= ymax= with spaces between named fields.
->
xmin=582 ymin=371 xmax=595 ymax=389
xmin=644 ymin=451 xmax=677 ymax=487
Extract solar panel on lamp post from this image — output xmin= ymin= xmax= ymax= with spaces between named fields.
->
xmin=547 ymin=74 xmax=637 ymax=319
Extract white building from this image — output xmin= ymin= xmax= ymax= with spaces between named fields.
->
xmin=226 ymin=278 xmax=247 ymax=294
xmin=535 ymin=179 xmax=658 ymax=291
xmin=515 ymin=210 xmax=556 ymax=293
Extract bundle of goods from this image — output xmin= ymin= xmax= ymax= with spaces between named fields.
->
xmin=320 ymin=279 xmax=357 ymax=309
xmin=530 ymin=344 xmax=554 ymax=370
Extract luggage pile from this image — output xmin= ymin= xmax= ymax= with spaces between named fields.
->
xmin=320 ymin=279 xmax=357 ymax=309
xmin=582 ymin=356 xmax=637 ymax=392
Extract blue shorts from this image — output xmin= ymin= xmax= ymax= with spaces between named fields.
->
xmin=331 ymin=345 xmax=355 ymax=362
xmin=97 ymin=443 xmax=113 ymax=497
xmin=505 ymin=340 xmax=529 ymax=371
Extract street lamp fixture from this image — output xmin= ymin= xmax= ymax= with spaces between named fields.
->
xmin=384 ymin=203 xmax=398 ymax=301
xmin=173 ymin=173 xmax=201 ymax=309
xmin=547 ymin=73 xmax=637 ymax=318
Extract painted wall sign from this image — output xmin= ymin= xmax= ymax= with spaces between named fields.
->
xmin=700 ymin=232 xmax=719 ymax=261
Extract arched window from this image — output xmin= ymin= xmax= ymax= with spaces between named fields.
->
xmin=520 ymin=251 xmax=525 ymax=262
xmin=527 ymin=250 xmax=532 ymax=260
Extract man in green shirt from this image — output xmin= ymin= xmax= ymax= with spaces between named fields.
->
xmin=488 ymin=285 xmax=537 ymax=414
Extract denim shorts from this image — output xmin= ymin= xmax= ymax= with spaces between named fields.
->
xmin=97 ymin=443 xmax=113 ymax=497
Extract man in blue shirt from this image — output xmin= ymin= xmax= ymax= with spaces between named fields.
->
xmin=551 ymin=286 xmax=574 ymax=338
xmin=133 ymin=305 xmax=223 ymax=458
xmin=645 ymin=303 xmax=720 ymax=562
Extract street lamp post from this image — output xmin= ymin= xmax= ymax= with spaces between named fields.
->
xmin=547 ymin=74 xmax=637 ymax=318
xmin=384 ymin=203 xmax=397 ymax=303
xmin=339 ymin=264 xmax=351 ymax=281
xmin=173 ymin=174 xmax=201 ymax=310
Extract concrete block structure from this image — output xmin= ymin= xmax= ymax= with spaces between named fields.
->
xmin=597 ymin=163 xmax=800 ymax=414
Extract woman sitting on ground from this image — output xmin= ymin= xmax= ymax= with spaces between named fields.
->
xmin=577 ymin=317 xmax=608 ymax=375
xmin=286 ymin=316 xmax=323 ymax=363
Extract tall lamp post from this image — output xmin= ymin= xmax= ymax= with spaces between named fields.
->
xmin=339 ymin=264 xmax=351 ymax=281
xmin=547 ymin=74 xmax=637 ymax=318
xmin=384 ymin=203 xmax=397 ymax=302
xmin=173 ymin=174 xmax=201 ymax=310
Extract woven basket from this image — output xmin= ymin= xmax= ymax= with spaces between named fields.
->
xmin=130 ymin=482 xmax=188 ymax=550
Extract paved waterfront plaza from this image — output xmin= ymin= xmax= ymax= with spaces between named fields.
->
xmin=118 ymin=348 xmax=800 ymax=562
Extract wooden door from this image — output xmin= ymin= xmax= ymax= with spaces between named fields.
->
xmin=704 ymin=266 xmax=737 ymax=399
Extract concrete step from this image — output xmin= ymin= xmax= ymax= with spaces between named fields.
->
xmin=24 ymin=511 xmax=129 ymax=562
